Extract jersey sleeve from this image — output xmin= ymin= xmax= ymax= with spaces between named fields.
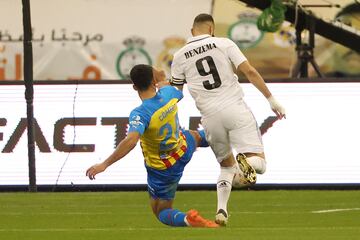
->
xmin=128 ymin=109 xmax=148 ymax=135
xmin=170 ymin=54 xmax=186 ymax=86
xmin=225 ymin=38 xmax=247 ymax=68
xmin=161 ymin=85 xmax=183 ymax=101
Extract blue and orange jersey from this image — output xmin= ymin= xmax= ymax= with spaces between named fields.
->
xmin=128 ymin=86 xmax=187 ymax=170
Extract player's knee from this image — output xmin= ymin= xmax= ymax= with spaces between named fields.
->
xmin=188 ymin=130 xmax=200 ymax=145
xmin=247 ymin=155 xmax=266 ymax=174
xmin=189 ymin=129 xmax=209 ymax=148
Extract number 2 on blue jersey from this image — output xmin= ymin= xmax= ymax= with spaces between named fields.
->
xmin=159 ymin=114 xmax=180 ymax=151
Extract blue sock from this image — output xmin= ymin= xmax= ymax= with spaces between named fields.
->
xmin=158 ymin=208 xmax=187 ymax=227
xmin=198 ymin=130 xmax=209 ymax=147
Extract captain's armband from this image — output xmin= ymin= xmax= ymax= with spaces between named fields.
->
xmin=170 ymin=77 xmax=186 ymax=86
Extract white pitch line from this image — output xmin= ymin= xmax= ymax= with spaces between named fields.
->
xmin=312 ymin=208 xmax=360 ymax=213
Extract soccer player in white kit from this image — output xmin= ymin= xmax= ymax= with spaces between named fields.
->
xmin=170 ymin=13 xmax=286 ymax=226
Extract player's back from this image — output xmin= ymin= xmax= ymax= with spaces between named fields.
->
xmin=172 ymin=35 xmax=247 ymax=117
xmin=129 ymin=86 xmax=187 ymax=170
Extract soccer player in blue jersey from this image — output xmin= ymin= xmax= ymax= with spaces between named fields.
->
xmin=86 ymin=64 xmax=218 ymax=228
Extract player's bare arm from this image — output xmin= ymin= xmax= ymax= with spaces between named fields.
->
xmin=86 ymin=131 xmax=140 ymax=180
xmin=238 ymin=61 xmax=272 ymax=98
xmin=238 ymin=61 xmax=286 ymax=119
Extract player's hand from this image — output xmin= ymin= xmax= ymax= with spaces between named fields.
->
xmin=267 ymin=96 xmax=286 ymax=119
xmin=86 ymin=163 xmax=107 ymax=180
xmin=156 ymin=80 xmax=170 ymax=89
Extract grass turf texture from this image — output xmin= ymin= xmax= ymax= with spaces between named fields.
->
xmin=0 ymin=190 xmax=359 ymax=240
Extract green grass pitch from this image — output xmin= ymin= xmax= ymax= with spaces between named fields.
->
xmin=0 ymin=190 xmax=359 ymax=240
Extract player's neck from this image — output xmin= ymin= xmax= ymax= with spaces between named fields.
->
xmin=139 ymin=88 xmax=156 ymax=101
xmin=192 ymin=31 xmax=210 ymax=37
xmin=192 ymin=25 xmax=212 ymax=37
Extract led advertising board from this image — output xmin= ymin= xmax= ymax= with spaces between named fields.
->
xmin=1 ymin=82 xmax=359 ymax=185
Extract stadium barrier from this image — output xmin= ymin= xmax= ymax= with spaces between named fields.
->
xmin=1 ymin=78 xmax=360 ymax=191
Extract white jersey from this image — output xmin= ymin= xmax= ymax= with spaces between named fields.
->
xmin=171 ymin=34 xmax=247 ymax=117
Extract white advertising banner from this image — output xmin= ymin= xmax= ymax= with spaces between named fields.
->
xmin=1 ymin=82 xmax=360 ymax=185
xmin=0 ymin=0 xmax=212 ymax=80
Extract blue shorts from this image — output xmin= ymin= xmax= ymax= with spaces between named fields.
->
xmin=146 ymin=130 xmax=196 ymax=200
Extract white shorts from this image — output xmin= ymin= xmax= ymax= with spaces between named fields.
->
xmin=201 ymin=100 xmax=264 ymax=162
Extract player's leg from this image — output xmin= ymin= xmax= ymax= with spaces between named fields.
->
xmin=150 ymin=198 xmax=218 ymax=228
xmin=146 ymin=134 xmax=218 ymax=228
xmin=235 ymin=153 xmax=257 ymax=184
xmin=188 ymin=129 xmax=209 ymax=148
xmin=150 ymin=198 xmax=188 ymax=227
xmin=232 ymin=152 xmax=266 ymax=187
xmin=243 ymin=152 xmax=266 ymax=174
xmin=201 ymin=115 xmax=237 ymax=226
xmin=227 ymin=101 xmax=265 ymax=185
xmin=181 ymin=130 xmax=219 ymax=227
xmin=147 ymin=169 xmax=189 ymax=227
xmin=215 ymin=154 xmax=238 ymax=226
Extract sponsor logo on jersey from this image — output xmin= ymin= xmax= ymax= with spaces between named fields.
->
xmin=129 ymin=115 xmax=143 ymax=127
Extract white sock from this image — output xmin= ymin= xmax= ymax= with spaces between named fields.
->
xmin=217 ymin=165 xmax=237 ymax=214
xmin=247 ymin=156 xmax=266 ymax=174
xmin=184 ymin=216 xmax=190 ymax=226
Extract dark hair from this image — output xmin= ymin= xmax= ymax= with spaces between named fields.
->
xmin=130 ymin=64 xmax=153 ymax=91
xmin=193 ymin=13 xmax=214 ymax=25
